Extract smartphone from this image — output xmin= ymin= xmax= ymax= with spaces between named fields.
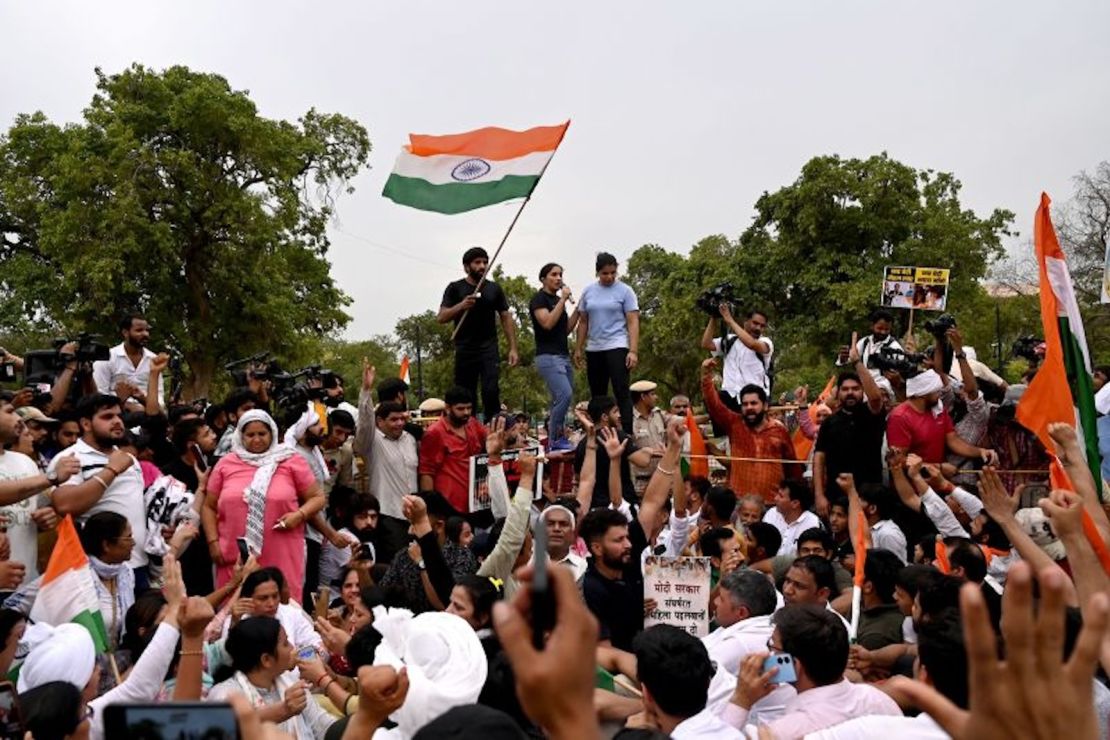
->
xmin=0 ymin=681 xmax=22 ymax=739
xmin=530 ymin=522 xmax=555 ymax=649
xmin=103 ymin=702 xmax=239 ymax=740
xmin=763 ymin=653 xmax=797 ymax=684
xmin=236 ymin=537 xmax=250 ymax=564
xmin=192 ymin=444 xmax=209 ymax=473
xmin=354 ymin=542 xmax=376 ymax=561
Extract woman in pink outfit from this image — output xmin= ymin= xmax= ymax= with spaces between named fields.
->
xmin=201 ymin=409 xmax=325 ymax=604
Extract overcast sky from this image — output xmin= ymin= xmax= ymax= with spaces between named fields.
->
xmin=2 ymin=1 xmax=1108 ymax=340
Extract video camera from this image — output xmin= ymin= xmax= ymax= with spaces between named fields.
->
xmin=22 ymin=333 xmax=110 ymax=384
xmin=868 ymin=346 xmax=927 ymax=378
xmin=923 ymin=313 xmax=957 ymax=339
xmin=1011 ymin=336 xmax=1044 ymax=363
xmin=696 ymin=282 xmax=740 ymax=316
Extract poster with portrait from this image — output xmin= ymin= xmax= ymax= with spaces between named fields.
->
xmin=880 ymin=266 xmax=950 ymax=311
xmin=644 ymin=556 xmax=712 ymax=637
xmin=468 ymin=446 xmax=544 ymax=513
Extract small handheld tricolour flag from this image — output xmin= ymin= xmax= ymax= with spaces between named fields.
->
xmin=849 ymin=510 xmax=868 ymax=642
xmin=382 ymin=122 xmax=570 ymax=214
xmin=30 ymin=515 xmax=110 ymax=653
xmin=399 ymin=355 xmax=411 ymax=386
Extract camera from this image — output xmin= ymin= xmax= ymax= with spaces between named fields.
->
xmin=869 ymin=346 xmax=927 ymax=378
xmin=1012 ymin=336 xmax=1044 ymax=363
xmin=923 ymin=313 xmax=957 ymax=339
xmin=696 ymin=282 xmax=739 ymax=316
xmin=22 ymin=333 xmax=109 ymax=390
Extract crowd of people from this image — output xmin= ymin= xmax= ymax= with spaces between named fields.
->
xmin=0 ymin=245 xmax=1105 ymax=740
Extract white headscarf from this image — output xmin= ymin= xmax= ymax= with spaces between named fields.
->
xmin=231 ymin=409 xmax=295 ymax=555
xmin=372 ymin=610 xmax=488 ymax=739
xmin=906 ymin=369 xmax=944 ymax=399
xmin=282 ymin=404 xmax=328 ymax=483
xmin=17 ymin=623 xmax=96 ymax=693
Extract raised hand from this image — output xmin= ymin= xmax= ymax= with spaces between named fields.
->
xmin=486 ymin=415 xmax=506 ymax=456
xmin=980 ymin=467 xmax=1019 ymax=521
xmin=701 ymin=357 xmax=719 ymax=376
xmin=598 ymin=427 xmax=627 ymax=460
xmin=52 ymin=454 xmax=81 ymax=484
xmin=361 ymin=357 xmax=376 ymax=393
xmin=517 ymin=450 xmax=538 ymax=478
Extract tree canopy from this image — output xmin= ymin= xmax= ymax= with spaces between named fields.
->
xmin=0 ymin=64 xmax=370 ymax=397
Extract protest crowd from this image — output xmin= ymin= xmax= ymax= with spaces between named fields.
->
xmin=0 ymin=239 xmax=1108 ymax=740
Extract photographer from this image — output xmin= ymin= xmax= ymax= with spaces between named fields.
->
xmin=91 ymin=315 xmax=165 ymax=412
xmin=700 ymin=303 xmax=772 ymax=408
xmin=836 ymin=309 xmax=902 ymax=395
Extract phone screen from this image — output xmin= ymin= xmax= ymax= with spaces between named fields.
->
xmin=530 ymin=521 xmax=555 ymax=649
xmin=236 ymin=538 xmax=250 ymax=564
xmin=192 ymin=444 xmax=209 ymax=473
xmin=103 ymin=703 xmax=238 ymax=740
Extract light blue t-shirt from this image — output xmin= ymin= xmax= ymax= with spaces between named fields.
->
xmin=580 ymin=280 xmax=639 ymax=352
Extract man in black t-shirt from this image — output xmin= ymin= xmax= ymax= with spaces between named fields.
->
xmin=437 ymin=247 xmax=519 ymax=420
xmin=574 ymin=395 xmax=652 ymax=508
xmin=813 ymin=360 xmax=886 ymax=516
xmin=580 ymin=507 xmax=648 ymax=651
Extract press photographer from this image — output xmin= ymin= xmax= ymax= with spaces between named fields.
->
xmin=698 ymin=282 xmax=774 ymax=408
xmin=19 ymin=335 xmax=108 ymax=415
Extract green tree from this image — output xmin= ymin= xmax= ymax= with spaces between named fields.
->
xmin=0 ymin=64 xmax=370 ymax=397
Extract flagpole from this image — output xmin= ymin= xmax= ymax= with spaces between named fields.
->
xmin=451 ymin=122 xmax=570 ymax=341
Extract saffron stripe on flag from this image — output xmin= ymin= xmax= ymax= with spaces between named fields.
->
xmin=409 ymin=123 xmax=569 ymax=160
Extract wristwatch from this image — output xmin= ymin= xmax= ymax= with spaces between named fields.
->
xmin=45 ymin=470 xmax=59 ymax=486
xmin=416 ymin=559 xmax=426 ymax=571
xmin=954 ymin=351 xmax=967 ymax=359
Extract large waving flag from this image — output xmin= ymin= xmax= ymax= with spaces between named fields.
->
xmin=383 ymin=122 xmax=570 ymax=214
xmin=1016 ymin=194 xmax=1103 ymax=494
xmin=30 ymin=516 xmax=109 ymax=653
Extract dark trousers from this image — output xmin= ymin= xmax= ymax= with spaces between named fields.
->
xmin=303 ymin=539 xmax=321 ymax=610
xmin=586 ymin=348 xmax=632 ymax=433
xmin=454 ymin=341 xmax=500 ymax=421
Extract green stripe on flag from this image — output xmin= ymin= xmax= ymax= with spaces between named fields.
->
xmin=595 ymin=665 xmax=616 ymax=692
xmin=72 ymin=609 xmax=110 ymax=654
xmin=382 ymin=174 xmax=539 ymax=214
xmin=1060 ymin=316 xmax=1104 ymax=497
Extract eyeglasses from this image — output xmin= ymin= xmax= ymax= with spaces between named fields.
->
xmin=766 ymin=637 xmax=784 ymax=653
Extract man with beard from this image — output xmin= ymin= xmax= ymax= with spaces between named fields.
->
xmin=92 ymin=314 xmax=165 ymax=412
xmin=580 ymin=507 xmax=645 ymax=651
xmin=437 ymin=246 xmax=519 ymax=421
xmin=49 ymin=394 xmax=150 ymax=589
xmin=357 ymin=361 xmax=419 ymax=565
xmin=319 ymin=490 xmax=380 ymax=588
xmin=286 ymin=406 xmax=351 ymax=605
xmin=813 ymin=341 xmax=887 ymax=516
xmin=701 ymin=359 xmax=798 ymax=502
xmin=164 ymin=416 xmax=219 ymax=594
xmin=0 ymin=401 xmax=79 ymax=588
xmin=701 ymin=305 xmax=773 ymax=408
xmin=418 ymin=386 xmax=487 ymax=517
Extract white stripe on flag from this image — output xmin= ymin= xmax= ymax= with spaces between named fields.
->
xmin=1046 ymin=256 xmax=1092 ymax=373
xmin=389 ymin=149 xmax=554 ymax=186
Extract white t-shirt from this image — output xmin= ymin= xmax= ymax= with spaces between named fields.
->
xmin=49 ymin=440 xmax=148 ymax=568
xmin=712 ymin=335 xmax=774 ymax=396
xmin=762 ymin=508 xmax=822 ymax=560
xmin=0 ymin=452 xmax=45 ymax=580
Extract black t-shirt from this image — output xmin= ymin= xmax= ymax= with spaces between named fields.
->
xmin=530 ymin=290 xmax=569 ymax=356
xmin=582 ymin=517 xmax=648 ymax=651
xmin=441 ymin=279 xmax=509 ymax=349
xmin=574 ymin=430 xmax=640 ymax=508
xmin=814 ymin=405 xmax=887 ymax=491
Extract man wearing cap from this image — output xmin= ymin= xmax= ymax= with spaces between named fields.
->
xmin=438 ymin=247 xmax=519 ymax=421
xmin=630 ymin=380 xmax=667 ymax=492
xmin=886 ymin=369 xmax=997 ymax=465
xmin=14 ymin=407 xmax=57 ymax=472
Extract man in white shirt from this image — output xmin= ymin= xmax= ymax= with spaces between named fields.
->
xmin=762 ymin=480 xmax=822 ymax=559
xmin=91 ymin=315 xmax=165 ymax=411
xmin=49 ymin=394 xmax=149 ymax=589
xmin=634 ymin=624 xmax=743 ymax=739
xmin=0 ymin=401 xmax=80 ymax=586
xmin=540 ymin=503 xmax=587 ymax=582
xmin=701 ymin=304 xmax=773 ymax=406
xmin=724 ymin=605 xmax=901 ymax=737
xmin=354 ymin=363 xmax=418 ymax=566
xmin=857 ymin=483 xmax=908 ymax=564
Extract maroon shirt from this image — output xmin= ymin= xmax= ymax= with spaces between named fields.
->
xmin=418 ymin=416 xmax=487 ymax=512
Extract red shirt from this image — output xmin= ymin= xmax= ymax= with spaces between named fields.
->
xmin=418 ymin=416 xmax=487 ymax=513
xmin=886 ymin=402 xmax=954 ymax=463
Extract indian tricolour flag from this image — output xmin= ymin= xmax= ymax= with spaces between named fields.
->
xmin=399 ymin=355 xmax=411 ymax=386
xmin=29 ymin=515 xmax=109 ymax=653
xmin=1016 ymin=193 xmax=1103 ymax=495
xmin=382 ymin=122 xmax=570 ymax=214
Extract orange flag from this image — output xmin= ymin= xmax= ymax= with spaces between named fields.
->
xmin=793 ymin=376 xmax=836 ymax=462
xmin=685 ymin=413 xmax=708 ymax=479
xmin=852 ymin=511 xmax=868 ymax=587
xmin=934 ymin=535 xmax=951 ymax=574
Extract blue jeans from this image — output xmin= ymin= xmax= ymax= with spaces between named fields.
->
xmin=536 ymin=353 xmax=574 ymax=440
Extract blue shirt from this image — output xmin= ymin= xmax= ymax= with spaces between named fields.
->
xmin=580 ymin=281 xmax=639 ymax=352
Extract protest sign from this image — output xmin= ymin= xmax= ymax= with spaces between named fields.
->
xmin=880 ymin=266 xmax=950 ymax=310
xmin=468 ymin=446 xmax=544 ymax=513
xmin=644 ymin=556 xmax=711 ymax=637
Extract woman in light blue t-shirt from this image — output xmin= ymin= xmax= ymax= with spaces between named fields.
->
xmin=573 ymin=252 xmax=639 ymax=432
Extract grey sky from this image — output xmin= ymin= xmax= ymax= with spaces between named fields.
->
xmin=3 ymin=1 xmax=1108 ymax=340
